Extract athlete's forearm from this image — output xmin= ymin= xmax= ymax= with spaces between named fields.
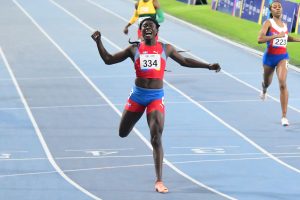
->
xmin=95 ymin=40 xmax=114 ymax=64
xmin=182 ymin=58 xmax=220 ymax=71
xmin=288 ymin=35 xmax=300 ymax=42
xmin=258 ymin=34 xmax=279 ymax=43
xmin=125 ymin=23 xmax=131 ymax=28
xmin=91 ymin=31 xmax=113 ymax=64
xmin=182 ymin=58 xmax=210 ymax=69
xmin=129 ymin=10 xmax=139 ymax=25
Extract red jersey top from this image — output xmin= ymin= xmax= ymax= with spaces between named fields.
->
xmin=134 ymin=42 xmax=167 ymax=79
xmin=266 ymin=18 xmax=288 ymax=55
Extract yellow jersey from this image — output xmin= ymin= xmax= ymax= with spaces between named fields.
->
xmin=137 ymin=0 xmax=156 ymax=16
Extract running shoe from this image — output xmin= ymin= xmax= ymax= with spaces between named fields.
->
xmin=155 ymin=181 xmax=168 ymax=193
xmin=281 ymin=117 xmax=289 ymax=126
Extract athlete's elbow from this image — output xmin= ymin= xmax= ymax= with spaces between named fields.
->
xmin=102 ymin=55 xmax=114 ymax=65
xmin=180 ymin=62 xmax=188 ymax=67
xmin=104 ymin=60 xmax=114 ymax=65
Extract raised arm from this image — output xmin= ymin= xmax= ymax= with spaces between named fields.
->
xmin=166 ymin=44 xmax=221 ymax=72
xmin=91 ymin=31 xmax=134 ymax=65
xmin=258 ymin=20 xmax=285 ymax=44
xmin=124 ymin=3 xmax=139 ymax=34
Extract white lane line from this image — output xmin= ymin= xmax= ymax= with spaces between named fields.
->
xmin=276 ymin=145 xmax=300 ymax=147
xmin=65 ymin=148 xmax=135 ymax=152
xmin=172 ymin=146 xmax=240 ymax=148
xmin=1 ymin=152 xmax=300 ymax=162
xmin=0 ymin=76 xmax=84 ymax=81
xmin=0 ymin=70 xmax=298 ymax=82
xmin=0 ymin=72 xmax=262 ymax=82
xmin=52 ymin=0 xmax=300 ymax=176
xmin=0 ymin=163 xmax=155 ymax=179
xmin=34 ymin=1 xmax=237 ymax=199
xmin=2 ymin=154 xmax=300 ymax=179
xmin=0 ymin=104 xmax=111 ymax=111
xmin=0 ymin=74 xmax=135 ymax=81
xmin=10 ymin=2 xmax=103 ymax=200
xmin=172 ymin=155 xmax=300 ymax=164
xmin=0 ymin=99 xmax=272 ymax=111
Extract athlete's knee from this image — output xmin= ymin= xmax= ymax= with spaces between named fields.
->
xmin=279 ymin=83 xmax=287 ymax=91
xmin=149 ymin=117 xmax=164 ymax=134
xmin=150 ymin=122 xmax=163 ymax=147
xmin=118 ymin=126 xmax=131 ymax=138
xmin=119 ymin=131 xmax=130 ymax=138
xmin=119 ymin=132 xmax=128 ymax=138
xmin=263 ymin=81 xmax=271 ymax=88
xmin=278 ymin=79 xmax=287 ymax=90
xmin=151 ymin=134 xmax=162 ymax=148
xmin=263 ymin=76 xmax=273 ymax=87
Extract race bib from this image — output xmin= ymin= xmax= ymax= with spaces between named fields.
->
xmin=140 ymin=54 xmax=161 ymax=70
xmin=273 ymin=36 xmax=287 ymax=47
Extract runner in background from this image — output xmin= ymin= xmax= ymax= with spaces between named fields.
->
xmin=258 ymin=0 xmax=300 ymax=126
xmin=123 ymin=0 xmax=164 ymax=40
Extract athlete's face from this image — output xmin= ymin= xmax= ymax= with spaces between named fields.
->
xmin=270 ymin=2 xmax=282 ymax=18
xmin=141 ymin=20 xmax=158 ymax=40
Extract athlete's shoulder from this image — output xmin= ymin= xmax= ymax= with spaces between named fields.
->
xmin=131 ymin=42 xmax=140 ymax=50
xmin=163 ymin=43 xmax=175 ymax=56
xmin=264 ymin=19 xmax=272 ymax=25
xmin=126 ymin=44 xmax=138 ymax=56
xmin=262 ymin=19 xmax=272 ymax=29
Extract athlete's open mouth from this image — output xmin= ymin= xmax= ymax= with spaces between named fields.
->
xmin=144 ymin=27 xmax=153 ymax=36
xmin=145 ymin=30 xmax=152 ymax=36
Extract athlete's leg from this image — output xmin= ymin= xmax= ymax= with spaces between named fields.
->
xmin=276 ymin=59 xmax=289 ymax=119
xmin=146 ymin=100 xmax=168 ymax=193
xmin=261 ymin=65 xmax=275 ymax=100
xmin=262 ymin=65 xmax=275 ymax=90
xmin=147 ymin=110 xmax=164 ymax=181
xmin=119 ymin=99 xmax=145 ymax=138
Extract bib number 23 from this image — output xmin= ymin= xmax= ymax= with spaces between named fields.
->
xmin=273 ymin=37 xmax=287 ymax=47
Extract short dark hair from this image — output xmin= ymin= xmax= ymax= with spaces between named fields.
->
xmin=139 ymin=17 xmax=160 ymax=30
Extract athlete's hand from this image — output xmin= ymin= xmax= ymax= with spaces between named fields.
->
xmin=277 ymin=32 xmax=286 ymax=38
xmin=123 ymin=27 xmax=129 ymax=35
xmin=91 ymin=31 xmax=101 ymax=42
xmin=208 ymin=63 xmax=221 ymax=72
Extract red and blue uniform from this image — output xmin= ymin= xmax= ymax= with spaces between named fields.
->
xmin=263 ymin=18 xmax=289 ymax=68
xmin=125 ymin=42 xmax=167 ymax=114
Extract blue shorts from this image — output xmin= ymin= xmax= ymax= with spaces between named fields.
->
xmin=129 ymin=86 xmax=164 ymax=106
xmin=263 ymin=53 xmax=289 ymax=68
xmin=125 ymin=86 xmax=165 ymax=114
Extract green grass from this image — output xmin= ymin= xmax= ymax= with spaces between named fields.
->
xmin=160 ymin=0 xmax=300 ymax=66
xmin=289 ymin=0 xmax=300 ymax=3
